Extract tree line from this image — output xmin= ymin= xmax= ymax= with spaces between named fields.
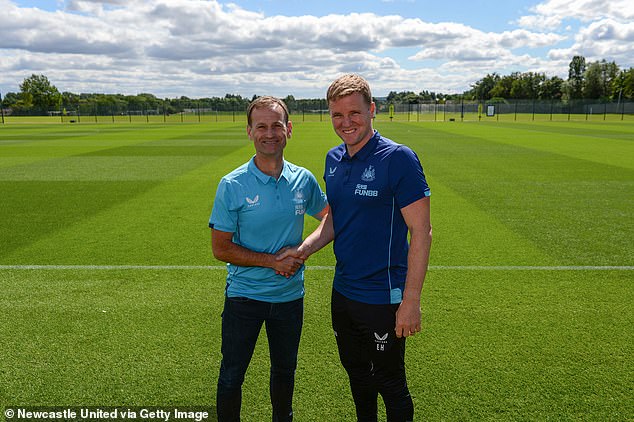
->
xmin=386 ymin=56 xmax=634 ymax=104
xmin=1 ymin=78 xmax=257 ymax=115
xmin=2 ymin=55 xmax=633 ymax=115
xmin=1 ymin=76 xmax=330 ymax=115
xmin=465 ymin=56 xmax=633 ymax=102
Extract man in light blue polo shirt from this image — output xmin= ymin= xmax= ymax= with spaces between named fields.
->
xmin=209 ymin=96 xmax=328 ymax=422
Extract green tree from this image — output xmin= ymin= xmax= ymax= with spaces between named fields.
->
xmin=470 ymin=73 xmax=500 ymax=100
xmin=61 ymin=92 xmax=80 ymax=111
xmin=601 ymin=60 xmax=620 ymax=99
xmin=509 ymin=72 xmax=545 ymax=99
xmin=1 ymin=92 xmax=20 ymax=108
xmin=583 ymin=61 xmax=604 ymax=99
xmin=283 ymin=95 xmax=297 ymax=112
xmin=19 ymin=74 xmax=62 ymax=112
xmin=490 ymin=73 xmax=517 ymax=99
xmin=541 ymin=76 xmax=564 ymax=100
xmin=567 ymin=55 xmax=586 ymax=99
xmin=387 ymin=91 xmax=418 ymax=103
xmin=582 ymin=60 xmax=618 ymax=100
xmin=618 ymin=68 xmax=634 ymax=99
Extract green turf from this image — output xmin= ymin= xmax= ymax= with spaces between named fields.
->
xmin=1 ymin=120 xmax=632 ymax=420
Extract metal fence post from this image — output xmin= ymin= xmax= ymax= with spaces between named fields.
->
xmin=550 ymin=100 xmax=553 ymax=121
xmin=0 ymin=92 xmax=4 ymax=125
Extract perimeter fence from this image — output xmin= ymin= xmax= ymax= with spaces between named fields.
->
xmin=380 ymin=99 xmax=634 ymax=122
xmin=1 ymin=99 xmax=633 ymax=124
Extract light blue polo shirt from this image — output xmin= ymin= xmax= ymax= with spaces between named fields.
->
xmin=209 ymin=157 xmax=327 ymax=303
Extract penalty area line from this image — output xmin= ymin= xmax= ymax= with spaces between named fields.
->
xmin=0 ymin=265 xmax=632 ymax=271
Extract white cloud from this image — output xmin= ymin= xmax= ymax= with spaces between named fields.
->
xmin=516 ymin=14 xmax=562 ymax=31
xmin=518 ymin=0 xmax=634 ymax=30
xmin=0 ymin=0 xmax=632 ymax=97
xmin=548 ymin=18 xmax=634 ymax=67
xmin=495 ymin=29 xmax=566 ymax=48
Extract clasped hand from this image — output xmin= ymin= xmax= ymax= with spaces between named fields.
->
xmin=273 ymin=246 xmax=305 ymax=278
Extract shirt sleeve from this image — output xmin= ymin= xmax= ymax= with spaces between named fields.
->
xmin=304 ymin=170 xmax=328 ymax=217
xmin=209 ymin=178 xmax=238 ymax=232
xmin=389 ymin=146 xmax=431 ymax=209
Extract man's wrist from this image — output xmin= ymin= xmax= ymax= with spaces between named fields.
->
xmin=264 ymin=253 xmax=278 ymax=269
xmin=401 ymin=292 xmax=421 ymax=305
xmin=298 ymin=242 xmax=312 ymax=259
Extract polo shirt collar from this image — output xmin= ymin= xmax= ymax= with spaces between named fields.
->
xmin=248 ymin=156 xmax=290 ymax=183
xmin=344 ymin=130 xmax=380 ymax=161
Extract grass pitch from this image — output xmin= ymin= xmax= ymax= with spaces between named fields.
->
xmin=1 ymin=120 xmax=632 ymax=420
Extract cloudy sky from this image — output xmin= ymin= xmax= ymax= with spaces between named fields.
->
xmin=1 ymin=0 xmax=633 ymax=99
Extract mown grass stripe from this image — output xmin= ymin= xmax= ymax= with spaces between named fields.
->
xmin=0 ymin=265 xmax=632 ymax=270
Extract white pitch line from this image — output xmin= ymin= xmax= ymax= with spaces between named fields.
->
xmin=429 ymin=265 xmax=634 ymax=271
xmin=0 ymin=265 xmax=228 ymax=270
xmin=0 ymin=265 xmax=632 ymax=271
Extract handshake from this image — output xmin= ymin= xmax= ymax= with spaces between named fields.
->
xmin=273 ymin=245 xmax=310 ymax=278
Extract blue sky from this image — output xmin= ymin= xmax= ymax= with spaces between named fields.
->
xmin=228 ymin=0 xmax=532 ymax=29
xmin=1 ymin=0 xmax=632 ymax=98
xmin=16 ymin=0 xmax=535 ymax=28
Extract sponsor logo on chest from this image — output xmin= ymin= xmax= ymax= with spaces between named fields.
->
xmin=355 ymin=184 xmax=378 ymax=196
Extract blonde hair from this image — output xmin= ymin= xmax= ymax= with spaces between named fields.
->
xmin=326 ymin=74 xmax=372 ymax=105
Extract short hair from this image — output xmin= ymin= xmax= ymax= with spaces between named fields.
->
xmin=247 ymin=96 xmax=289 ymax=126
xmin=326 ymin=74 xmax=372 ymax=105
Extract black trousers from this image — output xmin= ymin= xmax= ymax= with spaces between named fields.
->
xmin=331 ymin=289 xmax=414 ymax=422
xmin=217 ymin=296 xmax=303 ymax=422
